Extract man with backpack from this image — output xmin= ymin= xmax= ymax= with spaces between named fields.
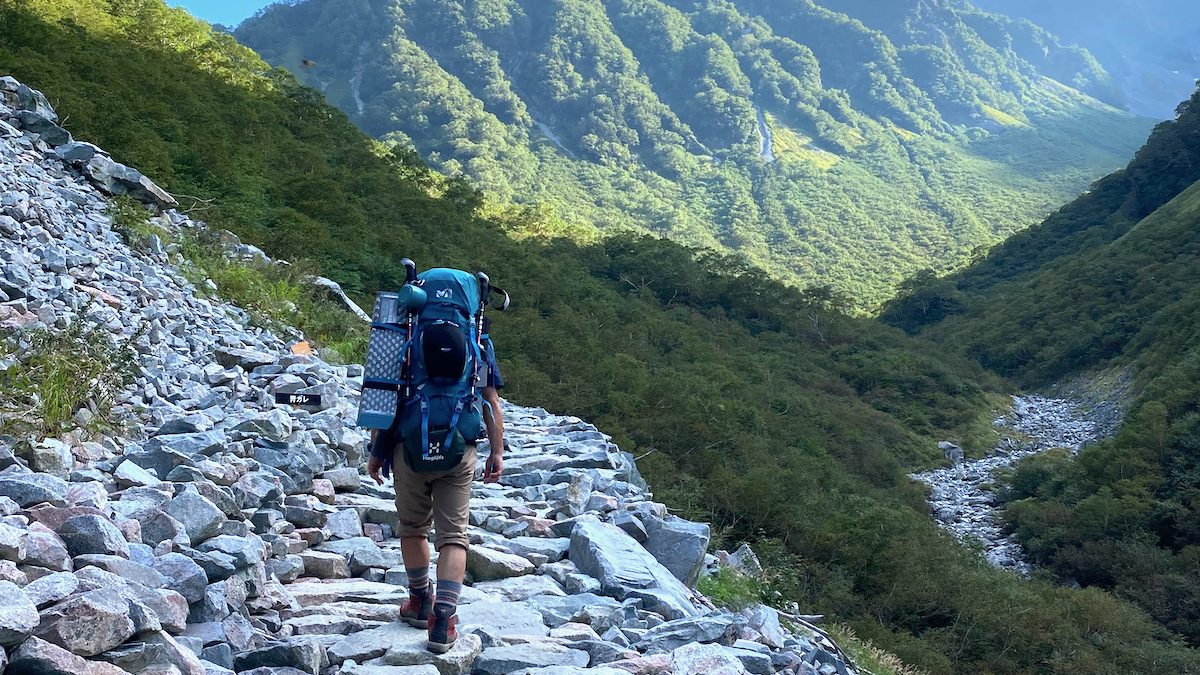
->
xmin=362 ymin=267 xmax=508 ymax=653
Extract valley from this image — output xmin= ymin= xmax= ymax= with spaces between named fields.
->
xmin=3 ymin=0 xmax=1200 ymax=672
xmin=235 ymin=0 xmax=1152 ymax=307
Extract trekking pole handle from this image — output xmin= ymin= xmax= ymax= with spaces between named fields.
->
xmin=402 ymin=258 xmax=417 ymax=284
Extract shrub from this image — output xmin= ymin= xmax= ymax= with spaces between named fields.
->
xmin=0 ymin=319 xmax=136 ymax=439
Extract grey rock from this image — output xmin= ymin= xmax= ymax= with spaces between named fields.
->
xmin=163 ymin=491 xmax=225 ymax=544
xmin=54 ymin=141 xmax=105 ymax=165
xmin=153 ymin=552 xmax=208 ymax=603
xmin=0 ymin=520 xmax=26 ymax=559
xmin=568 ymin=520 xmax=698 ymax=619
xmin=473 ymin=642 xmax=589 ymax=675
xmin=636 ymin=614 xmax=742 ymax=653
xmin=7 ymin=636 xmax=130 ymax=675
xmin=297 ymin=550 xmax=349 ymax=579
xmin=524 ymin=593 xmax=623 ymax=632
xmin=23 ymin=530 xmax=71 ymax=571
xmin=113 ymin=459 xmax=163 ymax=488
xmin=74 ymin=554 xmax=165 ymax=588
xmin=16 ymin=111 xmax=71 ymax=146
xmin=197 ymin=535 xmax=267 ymax=569
xmin=58 ymin=514 xmax=130 ymax=558
xmin=670 ymin=642 xmax=749 ymax=674
xmin=0 ymin=580 xmax=39 ymax=646
xmin=30 ymin=439 xmax=73 ymax=477
xmin=0 ymin=473 xmax=68 ymax=507
xmin=573 ymin=639 xmax=638 ymax=665
xmin=84 ymin=155 xmax=177 ymax=209
xmin=505 ymin=536 xmax=570 ymax=563
xmin=35 ymin=587 xmax=135 ymax=656
xmin=474 ymin=575 xmax=565 ymax=602
xmin=742 ymin=604 xmax=786 ymax=649
xmin=95 ymin=631 xmax=204 ymax=675
xmin=140 ymin=510 xmax=191 ymax=548
xmin=233 ymin=638 xmax=326 ymax=675
xmin=373 ymin=632 xmax=482 ymax=673
xmin=726 ymin=543 xmax=763 ymax=578
xmin=610 ymin=511 xmax=647 ymax=542
xmin=23 ymin=571 xmax=80 ymax=608
xmin=457 ymin=601 xmax=548 ymax=641
xmin=319 ymin=467 xmax=361 ymax=492
xmin=642 ymin=514 xmax=710 ymax=587
xmin=466 ymin=545 xmax=534 ymax=581
xmin=324 ymin=508 xmax=364 ymax=540
xmin=727 ymin=646 xmax=774 ymax=674
xmin=213 ymin=347 xmax=276 ymax=371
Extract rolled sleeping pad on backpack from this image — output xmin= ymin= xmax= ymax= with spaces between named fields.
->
xmin=358 ymin=291 xmax=411 ymax=429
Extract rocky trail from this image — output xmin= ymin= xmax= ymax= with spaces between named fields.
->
xmin=912 ymin=396 xmax=1105 ymax=575
xmin=0 ymin=77 xmax=861 ymax=675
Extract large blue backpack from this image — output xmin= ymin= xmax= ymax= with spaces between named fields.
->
xmin=359 ymin=268 xmax=487 ymax=473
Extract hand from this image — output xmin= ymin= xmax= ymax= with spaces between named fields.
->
xmin=368 ymin=455 xmax=385 ymax=485
xmin=482 ymin=449 xmax=504 ymax=483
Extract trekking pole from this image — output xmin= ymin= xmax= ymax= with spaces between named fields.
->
xmin=400 ymin=259 xmax=418 ymax=400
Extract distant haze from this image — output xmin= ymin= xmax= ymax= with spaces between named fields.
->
xmin=172 ymin=1 xmax=274 ymax=27
xmin=974 ymin=0 xmax=1200 ymax=118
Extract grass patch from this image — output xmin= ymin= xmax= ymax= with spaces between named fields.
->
xmin=0 ymin=319 xmax=137 ymax=440
xmin=768 ymin=114 xmax=841 ymax=170
xmin=178 ymin=229 xmax=368 ymax=363
xmin=825 ymin=623 xmax=927 ymax=675
xmin=106 ymin=197 xmax=367 ymax=363
xmin=697 ymin=567 xmax=767 ymax=611
xmin=980 ymin=104 xmax=1029 ymax=128
xmin=107 ymin=195 xmax=170 ymax=250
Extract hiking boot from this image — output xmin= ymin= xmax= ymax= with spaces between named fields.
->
xmin=427 ymin=604 xmax=457 ymax=653
xmin=399 ymin=590 xmax=432 ymax=628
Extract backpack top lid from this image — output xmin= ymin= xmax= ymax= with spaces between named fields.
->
xmin=415 ymin=268 xmax=481 ymax=317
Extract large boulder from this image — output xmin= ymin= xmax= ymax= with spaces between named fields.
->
xmin=57 ymin=514 xmax=130 ymax=558
xmin=84 ymin=155 xmax=177 ymax=209
xmin=34 ymin=588 xmax=136 ymax=656
xmin=568 ymin=520 xmax=698 ymax=619
xmin=641 ymin=514 xmax=710 ymax=587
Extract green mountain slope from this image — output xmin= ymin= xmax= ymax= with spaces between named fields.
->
xmin=234 ymin=0 xmax=1150 ymax=307
xmin=973 ymin=0 xmax=1200 ymax=119
xmin=886 ymin=87 xmax=1200 ymax=644
xmin=5 ymin=0 xmax=1198 ymax=671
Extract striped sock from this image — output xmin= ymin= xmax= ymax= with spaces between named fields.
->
xmin=407 ymin=566 xmax=430 ymax=596
xmin=435 ymin=580 xmax=462 ymax=611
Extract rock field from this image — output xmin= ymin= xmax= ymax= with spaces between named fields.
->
xmin=912 ymin=396 xmax=1104 ymax=575
xmin=0 ymin=76 xmax=861 ymax=675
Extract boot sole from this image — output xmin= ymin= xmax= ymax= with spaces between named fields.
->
xmin=402 ymin=617 xmax=429 ymax=629
xmin=427 ymin=639 xmax=455 ymax=654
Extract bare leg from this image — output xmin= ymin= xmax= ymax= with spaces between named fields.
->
xmin=436 ymin=543 xmax=466 ymax=583
xmin=400 ymin=536 xmax=431 ymax=574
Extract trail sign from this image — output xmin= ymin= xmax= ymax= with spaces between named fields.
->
xmin=275 ymin=392 xmax=322 ymax=407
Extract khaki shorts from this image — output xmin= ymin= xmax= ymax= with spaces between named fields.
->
xmin=392 ymin=444 xmax=476 ymax=551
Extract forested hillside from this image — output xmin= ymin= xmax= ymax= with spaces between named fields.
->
xmin=235 ymin=0 xmax=1149 ymax=306
xmin=887 ymin=85 xmax=1200 ymax=646
xmin=4 ymin=0 xmax=1199 ymax=671
xmin=973 ymin=0 xmax=1200 ymax=119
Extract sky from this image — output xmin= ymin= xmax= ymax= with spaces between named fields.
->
xmin=172 ymin=1 xmax=276 ymax=28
